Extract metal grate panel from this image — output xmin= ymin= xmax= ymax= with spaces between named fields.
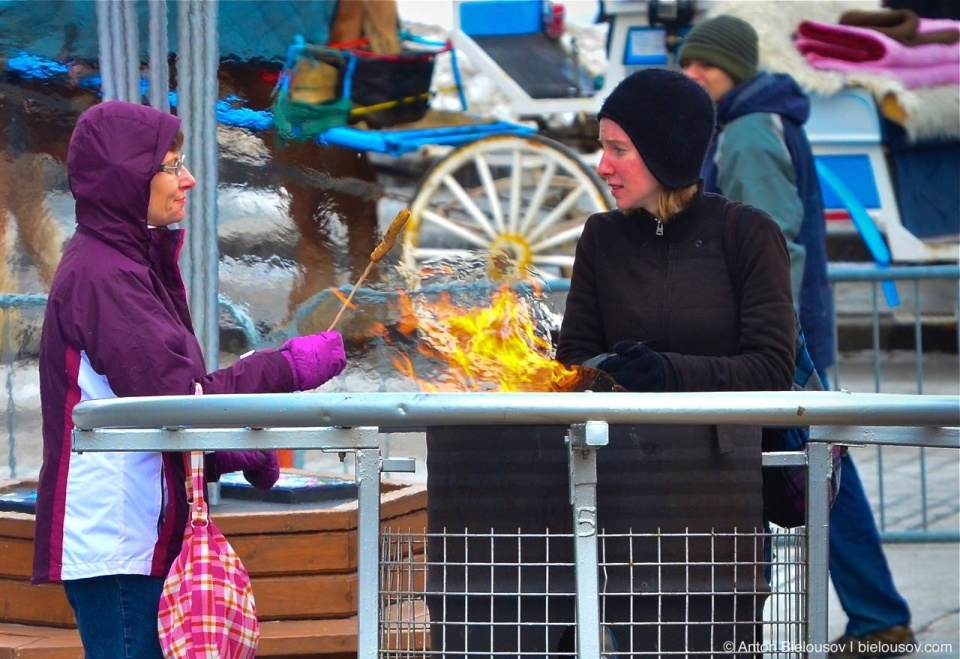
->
xmin=380 ymin=527 xmax=807 ymax=657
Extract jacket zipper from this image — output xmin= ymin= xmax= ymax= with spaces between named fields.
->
xmin=656 ymin=219 xmax=663 ymax=236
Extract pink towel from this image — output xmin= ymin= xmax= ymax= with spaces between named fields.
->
xmin=919 ymin=18 xmax=960 ymax=34
xmin=802 ymin=53 xmax=960 ymax=88
xmin=796 ymin=19 xmax=960 ymax=89
xmin=797 ymin=19 xmax=959 ymax=66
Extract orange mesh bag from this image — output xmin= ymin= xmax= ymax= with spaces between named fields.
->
xmin=158 ymin=447 xmax=259 ymax=658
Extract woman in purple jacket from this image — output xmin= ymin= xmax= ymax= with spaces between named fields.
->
xmin=32 ymin=101 xmax=346 ymax=658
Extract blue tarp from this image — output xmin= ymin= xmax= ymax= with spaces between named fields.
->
xmin=0 ymin=0 xmax=337 ymax=63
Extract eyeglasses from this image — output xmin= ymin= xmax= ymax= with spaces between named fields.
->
xmin=158 ymin=155 xmax=185 ymax=177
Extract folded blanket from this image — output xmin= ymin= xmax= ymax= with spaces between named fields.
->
xmin=801 ymin=50 xmax=960 ymax=89
xmin=839 ymin=8 xmax=959 ymax=46
xmin=797 ymin=19 xmax=960 ymax=66
xmin=796 ymin=19 xmax=960 ymax=88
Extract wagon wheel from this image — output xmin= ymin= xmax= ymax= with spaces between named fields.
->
xmin=402 ymin=133 xmax=611 ymax=280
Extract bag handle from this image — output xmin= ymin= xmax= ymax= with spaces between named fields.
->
xmin=183 ymin=384 xmax=207 ymax=526
xmin=182 ymin=452 xmax=208 ymax=525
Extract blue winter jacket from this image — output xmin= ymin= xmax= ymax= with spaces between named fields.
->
xmin=703 ymin=71 xmax=835 ymax=370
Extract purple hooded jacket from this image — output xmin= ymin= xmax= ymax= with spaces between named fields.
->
xmin=33 ymin=102 xmax=296 ymax=584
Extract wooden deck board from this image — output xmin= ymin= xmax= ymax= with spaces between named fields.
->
xmin=0 ymin=478 xmax=429 ymax=655
xmin=0 ymin=623 xmax=83 ymax=659
xmin=0 ymin=618 xmax=362 ymax=657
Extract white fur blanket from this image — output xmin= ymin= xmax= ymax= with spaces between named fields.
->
xmin=703 ymin=0 xmax=960 ymax=142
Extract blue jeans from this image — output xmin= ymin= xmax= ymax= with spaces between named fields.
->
xmin=829 ymin=451 xmax=912 ymax=637
xmin=64 ymin=574 xmax=165 ymax=659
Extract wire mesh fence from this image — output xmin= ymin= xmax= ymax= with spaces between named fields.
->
xmin=379 ymin=526 xmax=806 ymax=657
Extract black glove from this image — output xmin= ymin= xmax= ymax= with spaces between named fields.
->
xmin=595 ymin=340 xmax=669 ymax=392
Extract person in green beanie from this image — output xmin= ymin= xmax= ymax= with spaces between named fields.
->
xmin=680 ymin=15 xmax=917 ymax=659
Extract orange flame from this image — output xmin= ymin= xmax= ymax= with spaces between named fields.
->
xmin=389 ymin=285 xmax=581 ymax=392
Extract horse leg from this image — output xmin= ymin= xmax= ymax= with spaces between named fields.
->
xmin=7 ymin=152 xmax=62 ymax=289
xmin=363 ymin=0 xmax=401 ymax=54
xmin=0 ymin=149 xmax=20 ymax=350
xmin=283 ymin=164 xmax=339 ymax=335
xmin=329 ymin=0 xmax=365 ymax=44
xmin=268 ymin=136 xmax=380 ymax=336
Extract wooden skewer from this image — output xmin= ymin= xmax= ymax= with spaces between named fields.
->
xmin=325 ymin=261 xmax=375 ymax=332
xmin=327 ymin=209 xmax=412 ymax=331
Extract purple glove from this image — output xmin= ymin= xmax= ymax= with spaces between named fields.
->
xmin=281 ymin=331 xmax=347 ymax=391
xmin=207 ymin=450 xmax=280 ymax=490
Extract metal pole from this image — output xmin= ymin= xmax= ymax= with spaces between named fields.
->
xmin=176 ymin=0 xmax=220 ymax=369
xmin=805 ymin=441 xmax=833 ymax=658
xmin=568 ymin=421 xmax=605 ymax=657
xmin=96 ymin=0 xmax=141 ymax=103
xmin=147 ymin=0 xmax=170 ymax=112
xmin=355 ymin=434 xmax=383 ymax=659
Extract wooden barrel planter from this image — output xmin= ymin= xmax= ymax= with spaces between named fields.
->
xmin=0 ymin=473 xmax=427 ymax=658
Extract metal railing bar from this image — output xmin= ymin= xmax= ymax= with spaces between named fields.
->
xmin=71 ymin=426 xmax=380 ymax=453
xmin=71 ymin=392 xmax=960 ymax=434
xmin=825 ymin=263 xmax=960 ymax=281
xmin=537 ymin=264 xmax=960 ymax=293
xmin=879 ymin=531 xmax=960 ymax=544
xmin=809 ymin=426 xmax=959 ymax=449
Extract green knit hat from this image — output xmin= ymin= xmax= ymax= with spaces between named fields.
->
xmin=678 ymin=15 xmax=759 ymax=83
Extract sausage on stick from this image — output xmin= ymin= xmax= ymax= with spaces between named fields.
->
xmin=327 ymin=209 xmax=412 ymax=331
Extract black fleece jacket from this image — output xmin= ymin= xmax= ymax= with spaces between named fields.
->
xmin=556 ymin=189 xmax=794 ymax=392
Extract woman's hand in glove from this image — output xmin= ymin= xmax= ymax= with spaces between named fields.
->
xmin=206 ymin=450 xmax=280 ymax=490
xmin=595 ymin=341 xmax=670 ymax=392
xmin=281 ymin=331 xmax=347 ymax=390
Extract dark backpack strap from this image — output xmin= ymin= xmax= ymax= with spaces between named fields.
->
xmin=721 ymin=200 xmax=815 ymax=388
xmin=720 ymin=200 xmax=745 ymax=309
xmin=716 ymin=201 xmax=747 ymax=454
xmin=720 ymin=202 xmax=833 ymax=527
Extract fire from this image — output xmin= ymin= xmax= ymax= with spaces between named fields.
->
xmin=389 ymin=284 xmax=582 ymax=392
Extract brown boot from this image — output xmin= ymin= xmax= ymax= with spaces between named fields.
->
xmin=829 ymin=624 xmax=917 ymax=658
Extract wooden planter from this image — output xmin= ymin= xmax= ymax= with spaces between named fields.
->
xmin=0 ymin=475 xmax=427 ymax=658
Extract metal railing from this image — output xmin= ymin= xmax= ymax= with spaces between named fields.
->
xmin=826 ymin=263 xmax=959 ymax=394
xmin=71 ymin=390 xmax=959 ymax=658
xmin=826 ymin=263 xmax=959 ymax=542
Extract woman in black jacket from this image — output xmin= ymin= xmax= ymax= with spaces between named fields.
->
xmin=425 ymin=69 xmax=795 ymax=658
xmin=555 ymin=68 xmax=795 ymax=656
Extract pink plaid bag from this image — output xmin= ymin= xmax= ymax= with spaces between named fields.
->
xmin=158 ymin=449 xmax=259 ymax=658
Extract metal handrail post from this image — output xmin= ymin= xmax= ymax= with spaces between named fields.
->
xmin=354 ymin=429 xmax=383 ymax=659
xmin=567 ymin=421 xmax=606 ymax=657
xmin=805 ymin=441 xmax=833 ymax=658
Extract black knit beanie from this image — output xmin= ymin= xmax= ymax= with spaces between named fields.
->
xmin=597 ymin=68 xmax=716 ymax=189
xmin=678 ymin=15 xmax=759 ymax=83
